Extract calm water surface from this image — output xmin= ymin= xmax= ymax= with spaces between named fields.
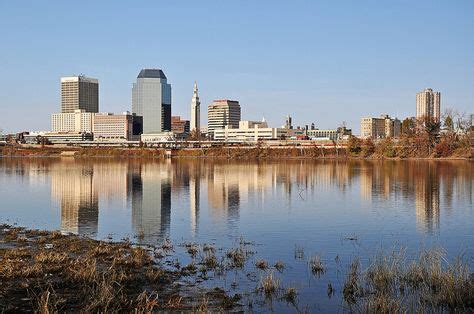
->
xmin=0 ymin=158 xmax=472 ymax=311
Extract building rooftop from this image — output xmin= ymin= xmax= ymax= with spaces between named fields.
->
xmin=61 ymin=76 xmax=98 ymax=84
xmin=137 ymin=69 xmax=167 ymax=79
xmin=211 ymin=99 xmax=239 ymax=104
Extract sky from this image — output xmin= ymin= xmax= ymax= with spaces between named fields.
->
xmin=0 ymin=1 xmax=473 ymax=134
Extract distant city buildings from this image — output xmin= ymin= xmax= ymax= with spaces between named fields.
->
xmin=416 ymin=88 xmax=441 ymax=122
xmin=208 ymin=100 xmax=241 ymax=139
xmin=190 ymin=82 xmax=200 ymax=133
xmin=171 ymin=116 xmax=190 ymax=138
xmin=93 ymin=112 xmax=142 ymax=141
xmin=24 ymin=132 xmax=93 ymax=143
xmin=214 ymin=119 xmax=287 ymax=141
xmin=284 ymin=115 xmax=293 ymax=129
xmin=61 ymin=76 xmax=99 ymax=113
xmin=34 ymin=71 xmax=456 ymax=145
xmin=360 ymin=114 xmax=401 ymax=139
xmin=51 ymin=75 xmax=98 ymax=135
xmin=52 ymin=109 xmax=94 ymax=133
xmin=132 ymin=69 xmax=172 ymax=134
xmin=306 ymin=126 xmax=352 ymax=141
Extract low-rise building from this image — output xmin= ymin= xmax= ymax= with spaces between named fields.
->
xmin=24 ymin=132 xmax=93 ymax=144
xmin=93 ymin=112 xmax=142 ymax=141
xmin=306 ymin=126 xmax=352 ymax=141
xmin=140 ymin=132 xmax=175 ymax=143
xmin=51 ymin=109 xmax=94 ymax=133
xmin=199 ymin=126 xmax=208 ymax=139
xmin=171 ymin=116 xmax=190 ymax=138
xmin=214 ymin=120 xmax=287 ymax=142
xmin=360 ymin=114 xmax=401 ymax=139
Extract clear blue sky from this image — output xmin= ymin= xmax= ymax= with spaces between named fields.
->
xmin=1 ymin=1 xmax=473 ymax=134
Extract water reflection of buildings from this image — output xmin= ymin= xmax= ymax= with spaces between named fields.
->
xmin=414 ymin=163 xmax=440 ymax=233
xmin=43 ymin=158 xmax=471 ymax=240
xmin=358 ymin=161 xmax=443 ymax=233
xmin=128 ymin=162 xmax=172 ymax=244
xmin=51 ymin=162 xmax=99 ymax=237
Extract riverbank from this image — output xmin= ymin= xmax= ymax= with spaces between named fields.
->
xmin=1 ymin=145 xmax=472 ymax=159
xmin=0 ymin=224 xmax=240 ymax=312
xmin=1 ymin=224 xmax=473 ymax=312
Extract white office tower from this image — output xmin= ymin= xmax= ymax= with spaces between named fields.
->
xmin=190 ymin=82 xmax=201 ymax=133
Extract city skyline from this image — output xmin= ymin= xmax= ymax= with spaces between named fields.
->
xmin=1 ymin=1 xmax=473 ymax=133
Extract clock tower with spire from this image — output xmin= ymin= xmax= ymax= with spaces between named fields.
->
xmin=190 ymin=81 xmax=200 ymax=133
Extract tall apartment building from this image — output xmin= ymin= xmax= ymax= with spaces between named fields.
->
xmin=93 ymin=112 xmax=143 ymax=141
xmin=360 ymin=114 xmax=401 ymax=139
xmin=208 ymin=100 xmax=241 ymax=139
xmin=61 ymin=76 xmax=99 ymax=113
xmin=416 ymin=88 xmax=441 ymax=122
xmin=190 ymin=82 xmax=200 ymax=132
xmin=51 ymin=109 xmax=94 ymax=133
xmin=132 ymin=69 xmax=171 ymax=134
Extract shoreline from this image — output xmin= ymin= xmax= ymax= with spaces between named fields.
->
xmin=0 ymin=224 xmax=241 ymax=312
xmin=1 ymin=224 xmax=473 ymax=312
xmin=1 ymin=146 xmax=472 ymax=160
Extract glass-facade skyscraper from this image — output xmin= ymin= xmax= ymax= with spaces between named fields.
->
xmin=132 ymin=69 xmax=171 ymax=133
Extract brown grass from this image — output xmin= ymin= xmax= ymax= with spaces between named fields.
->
xmin=255 ymin=258 xmax=269 ymax=270
xmin=344 ymin=249 xmax=474 ymax=312
xmin=309 ymin=254 xmax=326 ymax=276
xmin=0 ymin=224 xmax=236 ymax=312
xmin=259 ymin=272 xmax=280 ymax=298
xmin=274 ymin=260 xmax=285 ymax=272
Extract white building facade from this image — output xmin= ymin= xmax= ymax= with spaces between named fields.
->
xmin=416 ymin=88 xmax=441 ymax=122
xmin=51 ymin=110 xmax=94 ymax=133
xmin=214 ymin=120 xmax=287 ymax=142
xmin=208 ymin=100 xmax=241 ymax=139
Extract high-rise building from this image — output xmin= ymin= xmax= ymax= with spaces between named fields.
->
xmin=132 ymin=69 xmax=172 ymax=134
xmin=416 ymin=88 xmax=441 ymax=122
xmin=190 ymin=82 xmax=200 ymax=133
xmin=284 ymin=115 xmax=293 ymax=129
xmin=207 ymin=100 xmax=241 ymax=139
xmin=360 ymin=114 xmax=401 ymax=139
xmin=61 ymin=76 xmax=99 ymax=113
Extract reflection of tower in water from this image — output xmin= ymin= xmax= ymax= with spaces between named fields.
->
xmin=51 ymin=162 xmax=99 ymax=237
xmin=415 ymin=163 xmax=440 ymax=233
xmin=190 ymin=175 xmax=200 ymax=236
xmin=207 ymin=165 xmax=241 ymax=224
xmin=129 ymin=163 xmax=171 ymax=244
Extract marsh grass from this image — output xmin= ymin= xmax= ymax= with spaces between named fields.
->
xmin=226 ymin=247 xmax=248 ymax=268
xmin=343 ymin=249 xmax=474 ymax=312
xmin=203 ymin=243 xmax=215 ymax=253
xmin=185 ymin=243 xmax=199 ymax=258
xmin=255 ymin=258 xmax=268 ymax=270
xmin=274 ymin=261 xmax=285 ymax=272
xmin=309 ymin=254 xmax=326 ymax=276
xmin=202 ymin=250 xmax=218 ymax=269
xmin=0 ymin=225 xmax=235 ymax=312
xmin=259 ymin=272 xmax=280 ymax=298
xmin=283 ymin=287 xmax=298 ymax=304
